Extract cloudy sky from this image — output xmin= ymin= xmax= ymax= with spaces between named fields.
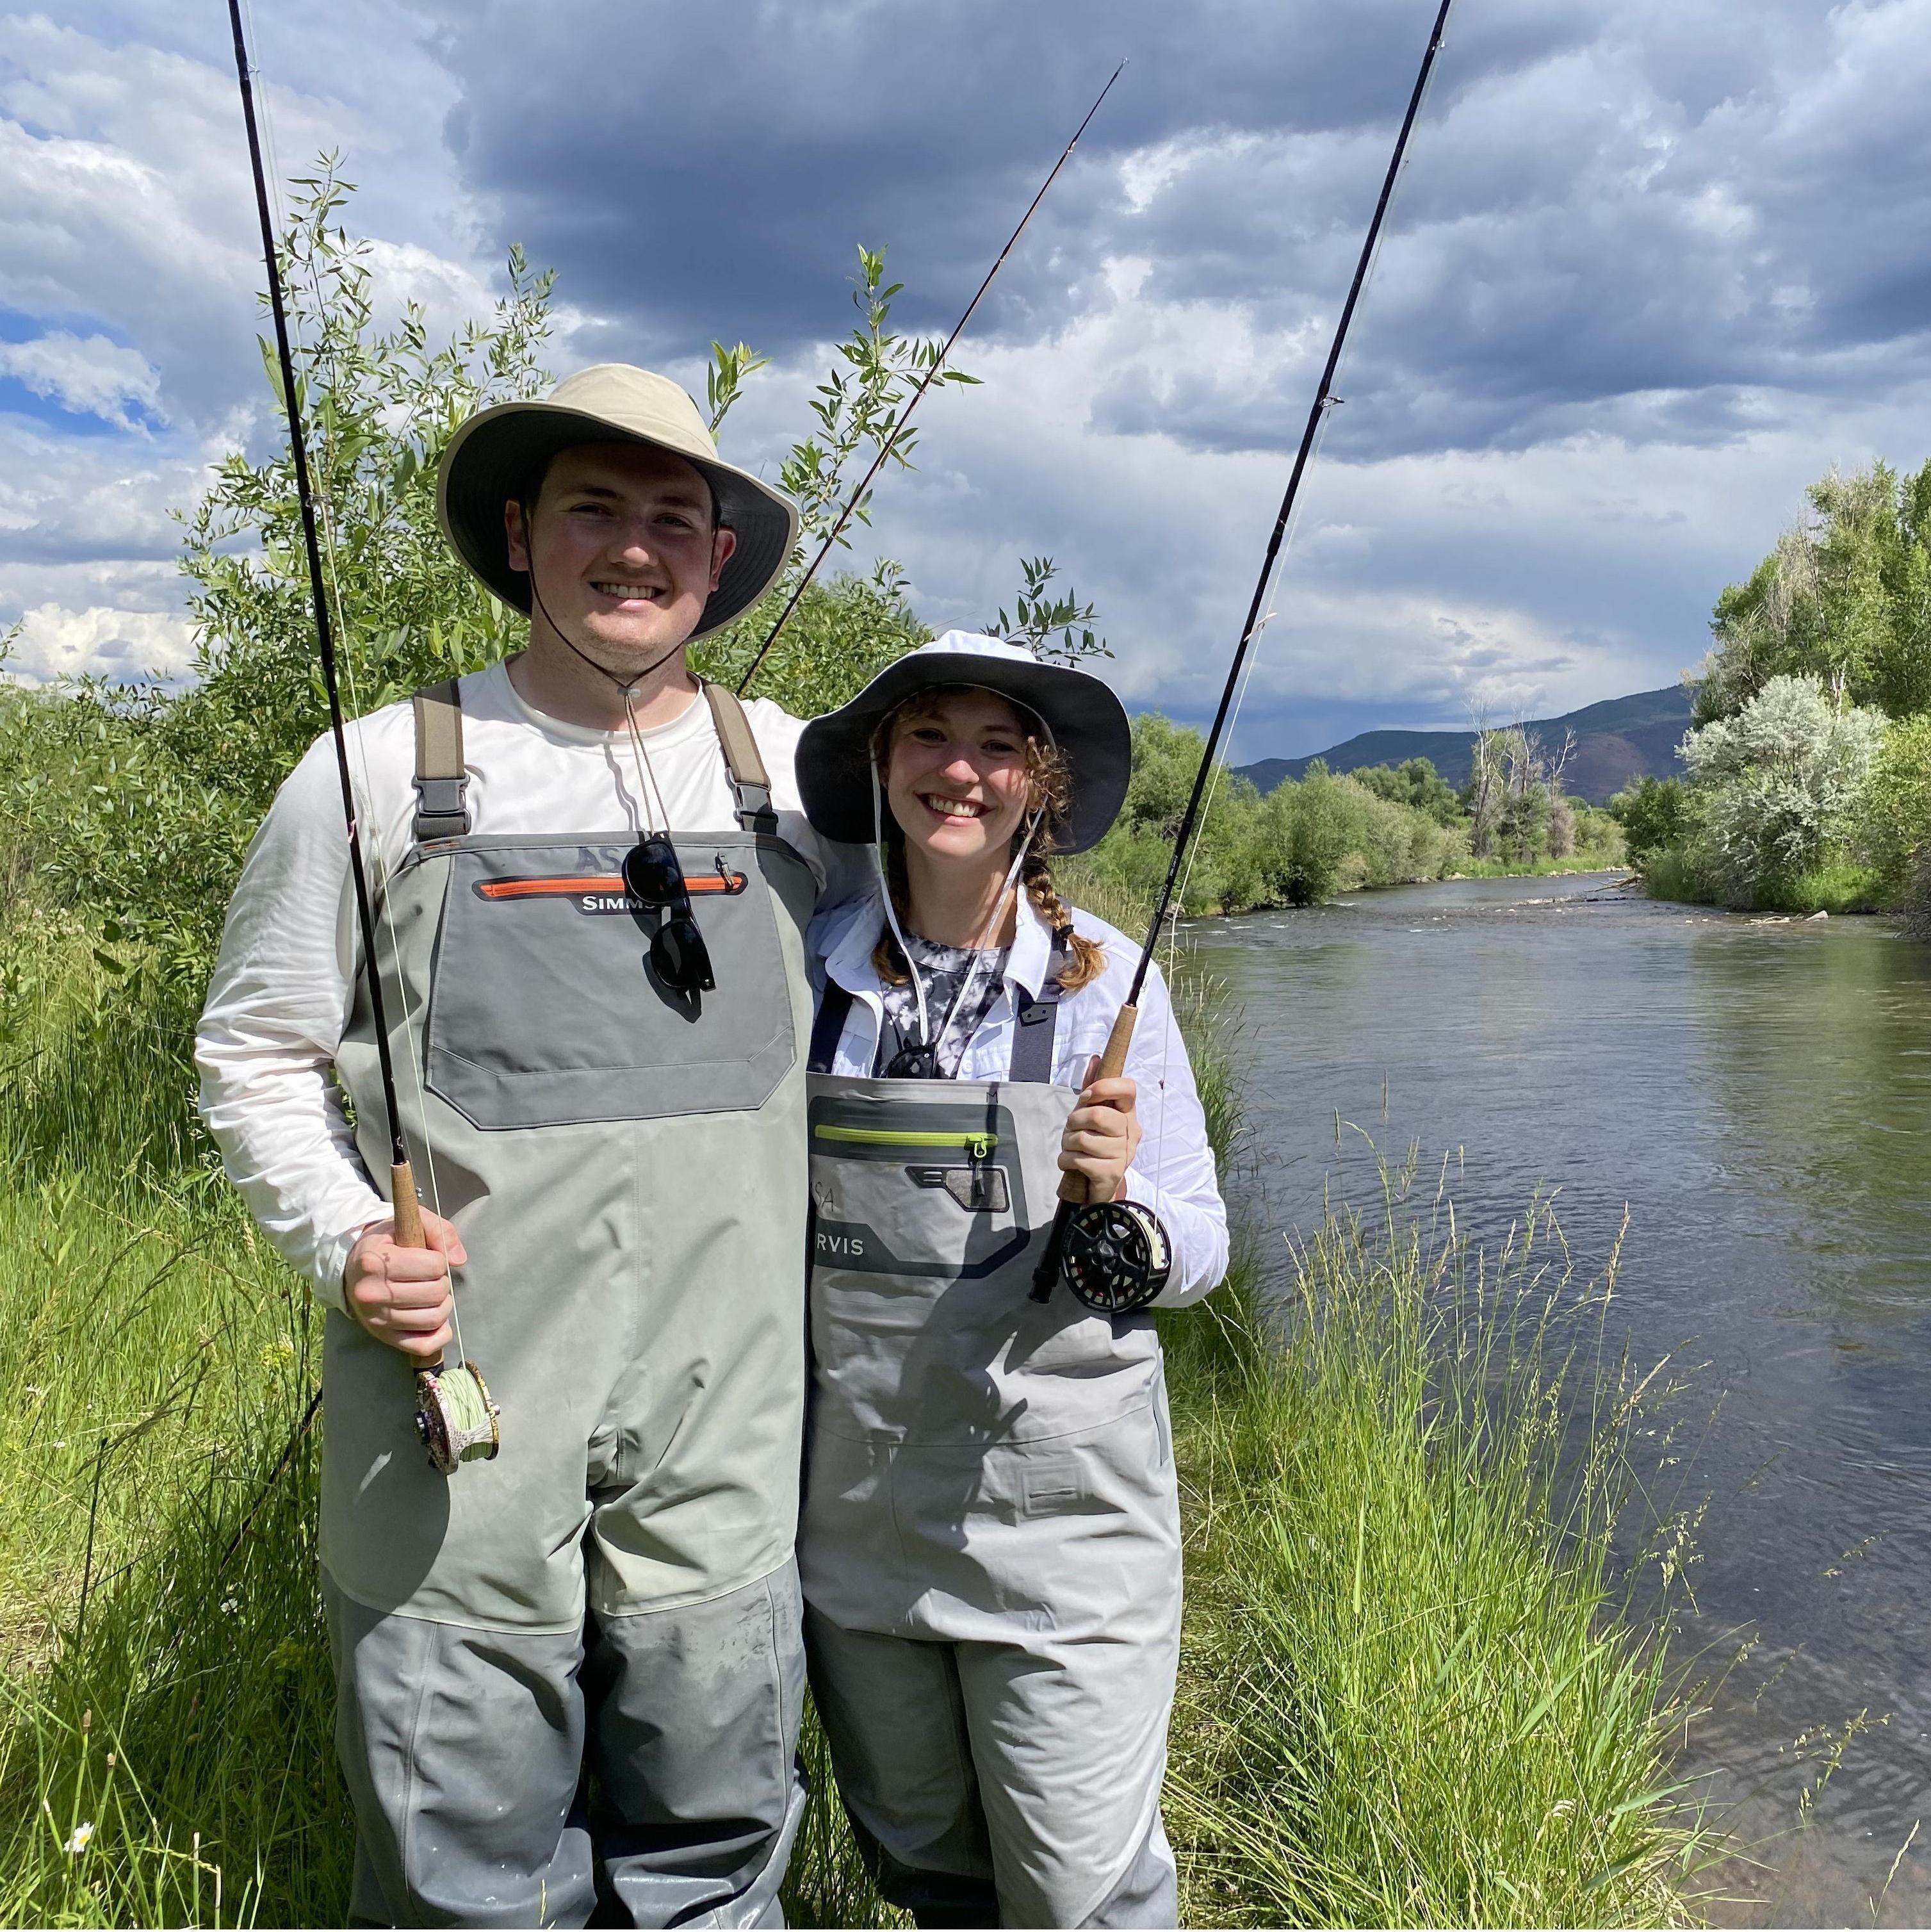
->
xmin=6 ymin=0 xmax=1930 ymax=760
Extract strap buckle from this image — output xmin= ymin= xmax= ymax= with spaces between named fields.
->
xmin=733 ymin=778 xmax=779 ymax=835
xmin=412 ymin=773 xmax=471 ymax=842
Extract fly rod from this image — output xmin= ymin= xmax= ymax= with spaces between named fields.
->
xmin=1034 ymin=0 xmax=1457 ymax=1306
xmin=226 ymin=0 xmax=498 ymax=1471
xmin=737 ymin=59 xmax=1125 ymax=696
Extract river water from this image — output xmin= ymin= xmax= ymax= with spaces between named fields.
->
xmin=1185 ymin=872 xmax=1931 ymax=1927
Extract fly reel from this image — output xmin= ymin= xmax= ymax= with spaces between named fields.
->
xmin=1061 ymin=1199 xmax=1170 ymax=1314
xmin=414 ymin=1361 xmax=501 ymax=1475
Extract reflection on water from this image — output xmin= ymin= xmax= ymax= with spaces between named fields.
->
xmin=1186 ymin=874 xmax=1931 ymax=1927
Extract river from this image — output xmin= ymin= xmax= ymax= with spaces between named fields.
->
xmin=1185 ymin=872 xmax=1931 ymax=1928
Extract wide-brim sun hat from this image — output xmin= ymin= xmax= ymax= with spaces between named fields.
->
xmin=797 ymin=632 xmax=1132 ymax=855
xmin=436 ymin=363 xmax=800 ymax=640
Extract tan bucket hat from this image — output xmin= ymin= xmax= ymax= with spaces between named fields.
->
xmin=436 ymin=364 xmax=800 ymax=639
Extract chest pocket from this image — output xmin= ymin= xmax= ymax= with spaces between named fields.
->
xmin=421 ymin=834 xmax=804 ymax=1129
xmin=810 ymin=1092 xmax=1031 ymax=1279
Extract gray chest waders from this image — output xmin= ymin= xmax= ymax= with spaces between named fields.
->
xmin=329 ymin=680 xmax=817 ymax=1633
xmin=798 ymin=964 xmax=1184 ymax=1926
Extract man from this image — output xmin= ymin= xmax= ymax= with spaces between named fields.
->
xmin=198 ymin=364 xmax=851 ymax=1927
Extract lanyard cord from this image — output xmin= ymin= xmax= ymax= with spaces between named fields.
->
xmin=868 ymin=759 xmax=1044 ymax=1074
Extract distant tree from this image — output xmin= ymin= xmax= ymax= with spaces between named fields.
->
xmin=1545 ymin=789 xmax=1576 ymax=859
xmin=1352 ymin=756 xmax=1462 ymax=826
xmin=1697 ymin=459 xmax=1931 ymax=725
xmin=1262 ymin=760 xmax=1360 ymax=906
xmin=1608 ymin=776 xmax=1690 ymax=867
xmin=1464 ymin=724 xmax=1570 ymax=863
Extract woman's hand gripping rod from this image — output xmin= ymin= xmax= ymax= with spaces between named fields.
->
xmin=1029 ymin=1002 xmax=1138 ymax=1300
xmin=1030 ymin=0 xmax=1456 ymax=1305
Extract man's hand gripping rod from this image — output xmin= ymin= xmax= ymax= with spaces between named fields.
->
xmin=1031 ymin=0 xmax=1456 ymax=1301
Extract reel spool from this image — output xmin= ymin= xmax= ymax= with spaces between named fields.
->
xmin=1061 ymin=1199 xmax=1170 ymax=1314
xmin=414 ymin=1361 xmax=502 ymax=1476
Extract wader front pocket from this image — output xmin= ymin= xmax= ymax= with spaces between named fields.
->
xmin=810 ymin=1092 xmax=1030 ymax=1279
xmin=422 ymin=837 xmax=800 ymax=1129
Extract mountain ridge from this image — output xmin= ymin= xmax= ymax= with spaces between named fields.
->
xmin=1232 ymin=685 xmax=1694 ymax=805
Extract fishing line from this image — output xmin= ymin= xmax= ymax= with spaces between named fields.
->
xmin=1033 ymin=0 xmax=1459 ymax=1308
xmin=226 ymin=0 xmax=496 ymax=1471
xmin=735 ymin=58 xmax=1126 ymax=696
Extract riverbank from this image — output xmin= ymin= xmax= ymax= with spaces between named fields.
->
xmin=0 ymin=907 xmax=1704 ymax=1926
xmin=1639 ymin=848 xmax=1887 ymax=917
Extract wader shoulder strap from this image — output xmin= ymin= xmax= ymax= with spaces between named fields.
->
xmin=1007 ymin=929 xmax=1074 ymax=1085
xmin=809 ymin=982 xmax=855 ymax=1074
xmin=702 ymin=682 xmax=779 ymax=833
xmin=411 ymin=678 xmax=471 ymax=843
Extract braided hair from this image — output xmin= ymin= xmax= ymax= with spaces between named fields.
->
xmin=869 ymin=687 xmax=1105 ymax=992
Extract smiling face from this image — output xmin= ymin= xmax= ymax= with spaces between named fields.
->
xmin=883 ymin=687 xmax=1038 ymax=880
xmin=503 ymin=439 xmax=737 ymax=676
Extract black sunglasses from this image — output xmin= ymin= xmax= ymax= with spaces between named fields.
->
xmin=622 ymin=833 xmax=715 ymax=994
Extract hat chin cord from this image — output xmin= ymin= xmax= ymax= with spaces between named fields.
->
xmin=524 ymin=549 xmax=696 ymax=830
xmin=870 ymin=756 xmax=1045 ymax=1074
xmin=524 ymin=559 xmax=690 ymax=698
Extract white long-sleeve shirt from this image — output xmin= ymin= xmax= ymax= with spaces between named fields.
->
xmin=195 ymin=659 xmax=862 ymax=1309
xmin=810 ymin=887 xmax=1230 ymax=1307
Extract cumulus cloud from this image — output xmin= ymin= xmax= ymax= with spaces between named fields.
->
xmin=0 ymin=331 xmax=162 ymax=429
xmin=5 ymin=0 xmax=1931 ymax=751
xmin=6 ymin=601 xmax=196 ymax=685
xmin=0 ymin=414 xmax=211 ymax=563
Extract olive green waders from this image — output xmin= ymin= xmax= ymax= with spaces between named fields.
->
xmin=327 ymin=682 xmax=815 ymax=1928
xmin=799 ymin=978 xmax=1182 ymax=1929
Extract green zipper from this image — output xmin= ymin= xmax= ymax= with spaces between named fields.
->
xmin=815 ymin=1124 xmax=995 ymax=1158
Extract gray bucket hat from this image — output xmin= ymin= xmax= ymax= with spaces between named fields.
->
xmin=436 ymin=363 xmax=800 ymax=639
xmin=797 ymin=632 xmax=1132 ymax=854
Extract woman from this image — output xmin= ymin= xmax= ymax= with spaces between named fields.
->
xmin=794 ymin=632 xmax=1229 ymax=1928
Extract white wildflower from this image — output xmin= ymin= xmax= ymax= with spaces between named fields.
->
xmin=65 ymin=1821 xmax=94 ymax=1855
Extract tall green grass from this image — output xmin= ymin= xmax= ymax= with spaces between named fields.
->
xmin=1159 ymin=1173 xmax=1710 ymax=1926
xmin=0 ymin=885 xmax=1706 ymax=1926
xmin=1638 ymin=842 xmax=1885 ymax=916
xmin=0 ymin=1175 xmax=345 ymax=1926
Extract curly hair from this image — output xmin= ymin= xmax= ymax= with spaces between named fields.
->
xmin=867 ymin=686 xmax=1105 ymax=993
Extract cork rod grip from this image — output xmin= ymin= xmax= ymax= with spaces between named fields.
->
xmin=389 ymin=1162 xmax=445 ymax=1375
xmin=390 ymin=1162 xmax=426 ymax=1250
xmin=1054 ymin=1002 xmax=1139 ymax=1207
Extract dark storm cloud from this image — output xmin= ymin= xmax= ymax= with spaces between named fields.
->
xmin=419 ymin=0 xmax=1931 ymax=464
xmin=416 ymin=0 xmax=1570 ymax=350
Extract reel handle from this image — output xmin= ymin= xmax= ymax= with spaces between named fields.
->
xmin=1030 ymin=1003 xmax=1138 ymax=1300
